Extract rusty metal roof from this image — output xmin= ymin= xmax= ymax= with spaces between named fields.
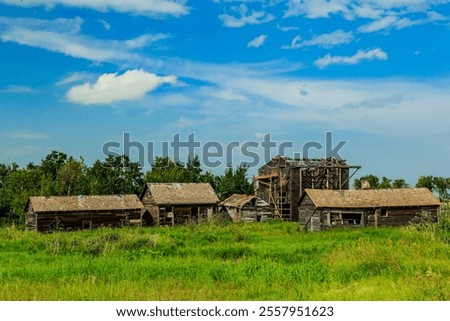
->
xmin=27 ymin=195 xmax=144 ymax=213
xmin=144 ymin=183 xmax=219 ymax=205
xmin=304 ymin=188 xmax=441 ymax=208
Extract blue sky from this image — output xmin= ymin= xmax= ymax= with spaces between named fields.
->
xmin=0 ymin=0 xmax=449 ymax=184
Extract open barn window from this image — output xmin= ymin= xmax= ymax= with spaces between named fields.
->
xmin=327 ymin=212 xmax=363 ymax=226
xmin=341 ymin=213 xmax=362 ymax=225
xmin=381 ymin=208 xmax=388 ymax=217
xmin=82 ymin=220 xmax=92 ymax=229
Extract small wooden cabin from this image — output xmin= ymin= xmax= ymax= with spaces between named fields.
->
xmin=219 ymin=194 xmax=273 ymax=222
xmin=298 ymin=188 xmax=441 ymax=231
xmin=25 ymin=195 xmax=144 ymax=232
xmin=140 ymin=183 xmax=219 ymax=226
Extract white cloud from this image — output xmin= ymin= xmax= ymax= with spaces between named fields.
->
xmin=199 ymin=71 xmax=450 ymax=137
xmin=56 ymin=73 xmax=92 ymax=86
xmin=98 ymin=19 xmax=111 ymax=31
xmin=66 ymin=69 xmax=177 ymax=105
xmin=283 ymin=0 xmax=450 ymax=22
xmin=7 ymin=131 xmax=49 ymax=140
xmin=247 ymin=34 xmax=268 ymax=48
xmin=284 ymin=0 xmax=350 ymax=18
xmin=282 ymin=29 xmax=354 ymax=49
xmin=427 ymin=10 xmax=447 ymax=21
xmin=276 ymin=24 xmax=299 ymax=32
xmin=0 ymin=0 xmax=189 ymax=17
xmin=205 ymin=88 xmax=248 ymax=102
xmin=351 ymin=4 xmax=384 ymax=19
xmin=357 ymin=15 xmax=398 ymax=32
xmin=357 ymin=10 xmax=447 ymax=33
xmin=314 ymin=48 xmax=388 ymax=69
xmin=0 ymin=16 xmax=165 ymax=66
xmin=219 ymin=4 xmax=275 ymax=27
xmin=0 ymin=85 xmax=34 ymax=93
xmin=125 ymin=34 xmax=171 ymax=49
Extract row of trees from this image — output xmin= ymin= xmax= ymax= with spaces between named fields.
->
xmin=0 ymin=151 xmax=253 ymax=224
xmin=354 ymin=174 xmax=450 ymax=200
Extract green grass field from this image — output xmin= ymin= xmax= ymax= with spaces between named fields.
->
xmin=0 ymin=220 xmax=448 ymax=300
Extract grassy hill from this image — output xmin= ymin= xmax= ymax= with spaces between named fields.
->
xmin=0 ymin=220 xmax=448 ymax=300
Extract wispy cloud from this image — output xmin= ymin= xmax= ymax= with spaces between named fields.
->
xmin=0 ymin=85 xmax=34 ymax=93
xmin=56 ymin=73 xmax=92 ymax=86
xmin=314 ymin=48 xmax=388 ymax=69
xmin=0 ymin=0 xmax=190 ymax=17
xmin=358 ymin=11 xmax=448 ymax=33
xmin=284 ymin=0 xmax=350 ymax=19
xmin=0 ymin=16 xmax=165 ymax=67
xmin=247 ymin=34 xmax=268 ymax=48
xmin=276 ymin=24 xmax=299 ymax=32
xmin=66 ymin=69 xmax=177 ymax=105
xmin=219 ymin=4 xmax=275 ymax=27
xmin=282 ymin=29 xmax=354 ymax=49
xmin=283 ymin=0 xmax=449 ymax=20
xmin=7 ymin=131 xmax=49 ymax=140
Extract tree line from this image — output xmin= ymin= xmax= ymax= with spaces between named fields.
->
xmin=354 ymin=174 xmax=450 ymax=200
xmin=0 ymin=151 xmax=253 ymax=225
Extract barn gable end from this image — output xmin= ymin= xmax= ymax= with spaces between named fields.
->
xmin=139 ymin=183 xmax=219 ymax=226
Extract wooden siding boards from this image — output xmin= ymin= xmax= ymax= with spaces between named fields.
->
xmin=219 ymin=194 xmax=274 ymax=222
xmin=25 ymin=195 xmax=144 ymax=232
xmin=298 ymin=188 xmax=441 ymax=231
xmin=139 ymin=183 xmax=219 ymax=226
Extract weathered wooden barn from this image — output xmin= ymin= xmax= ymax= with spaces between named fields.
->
xmin=219 ymin=194 xmax=273 ymax=222
xmin=25 ymin=194 xmax=144 ymax=232
xmin=298 ymin=188 xmax=441 ymax=231
xmin=140 ymin=183 xmax=219 ymax=226
xmin=255 ymin=156 xmax=360 ymax=221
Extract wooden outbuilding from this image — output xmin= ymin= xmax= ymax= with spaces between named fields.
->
xmin=139 ymin=183 xmax=219 ymax=226
xmin=219 ymin=194 xmax=273 ymax=222
xmin=255 ymin=156 xmax=360 ymax=221
xmin=298 ymin=188 xmax=441 ymax=231
xmin=25 ymin=194 xmax=144 ymax=232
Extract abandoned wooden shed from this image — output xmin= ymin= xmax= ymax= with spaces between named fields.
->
xmin=139 ymin=183 xmax=219 ymax=226
xmin=255 ymin=156 xmax=360 ymax=222
xmin=219 ymin=194 xmax=273 ymax=222
xmin=298 ymin=188 xmax=441 ymax=231
xmin=25 ymin=194 xmax=144 ymax=232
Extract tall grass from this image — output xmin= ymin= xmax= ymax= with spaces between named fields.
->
xmin=0 ymin=220 xmax=448 ymax=300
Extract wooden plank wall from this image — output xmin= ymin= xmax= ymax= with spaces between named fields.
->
xmin=29 ymin=209 xmax=142 ymax=232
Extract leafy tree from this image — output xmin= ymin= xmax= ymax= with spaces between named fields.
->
xmin=392 ymin=179 xmax=408 ymax=189
xmin=416 ymin=176 xmax=434 ymax=191
xmin=0 ymin=163 xmax=18 ymax=218
xmin=183 ymin=155 xmax=203 ymax=183
xmin=416 ymin=176 xmax=450 ymax=200
xmin=379 ymin=176 xmax=392 ymax=189
xmin=56 ymin=157 xmax=88 ymax=196
xmin=145 ymin=156 xmax=185 ymax=183
xmin=88 ymin=155 xmax=144 ymax=195
xmin=201 ymin=171 xmax=217 ymax=190
xmin=2 ymin=168 xmax=42 ymax=220
xmin=40 ymin=151 xmax=67 ymax=180
xmin=353 ymin=174 xmax=380 ymax=189
xmin=432 ymin=176 xmax=449 ymax=200
xmin=215 ymin=165 xmax=253 ymax=201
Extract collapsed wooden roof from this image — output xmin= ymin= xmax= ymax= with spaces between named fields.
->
xmin=259 ymin=155 xmax=357 ymax=170
xmin=27 ymin=195 xmax=144 ymax=213
xmin=142 ymin=183 xmax=219 ymax=205
xmin=219 ymin=194 xmax=270 ymax=207
xmin=304 ymin=188 xmax=441 ymax=208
